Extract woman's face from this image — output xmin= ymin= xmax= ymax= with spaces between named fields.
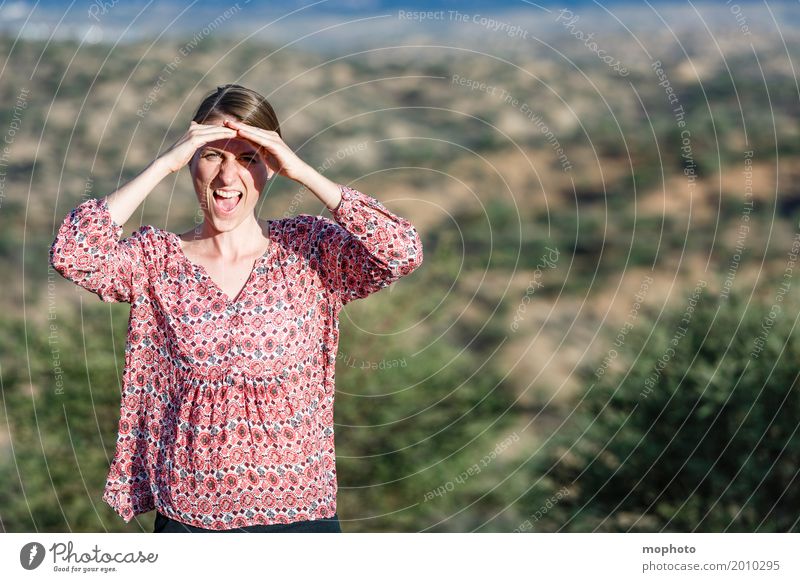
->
xmin=189 ymin=114 xmax=273 ymax=232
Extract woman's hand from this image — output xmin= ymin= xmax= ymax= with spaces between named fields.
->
xmin=223 ymin=118 xmax=343 ymax=210
xmin=156 ymin=121 xmax=238 ymax=174
xmin=221 ymin=119 xmax=313 ymax=184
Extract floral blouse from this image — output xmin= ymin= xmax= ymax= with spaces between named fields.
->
xmin=48 ymin=184 xmax=423 ymax=530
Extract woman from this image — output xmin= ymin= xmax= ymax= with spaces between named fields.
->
xmin=49 ymin=84 xmax=424 ymax=533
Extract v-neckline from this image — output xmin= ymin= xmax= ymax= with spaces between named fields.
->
xmin=169 ymin=221 xmax=275 ymax=304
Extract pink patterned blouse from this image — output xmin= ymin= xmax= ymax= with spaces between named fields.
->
xmin=49 ymin=184 xmax=423 ymax=530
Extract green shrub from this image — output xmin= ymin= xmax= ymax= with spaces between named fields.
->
xmin=521 ymin=287 xmax=800 ymax=532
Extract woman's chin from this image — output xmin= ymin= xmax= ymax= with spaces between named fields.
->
xmin=204 ymin=206 xmax=251 ymax=231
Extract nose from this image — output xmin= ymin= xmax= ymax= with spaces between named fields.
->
xmin=216 ymin=155 xmax=240 ymax=185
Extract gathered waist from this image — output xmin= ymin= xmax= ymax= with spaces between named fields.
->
xmin=172 ymin=358 xmax=275 ymax=386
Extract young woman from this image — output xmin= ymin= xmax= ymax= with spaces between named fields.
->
xmin=49 ymin=84 xmax=424 ymax=533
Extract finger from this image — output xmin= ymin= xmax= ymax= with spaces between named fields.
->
xmin=195 ymin=134 xmax=237 ymax=147
xmin=199 ymin=126 xmax=237 ymax=134
xmin=234 ymin=130 xmax=274 ymax=152
xmin=224 ymin=119 xmax=273 ymax=136
xmin=192 ymin=128 xmax=238 ymax=146
xmin=194 ymin=126 xmax=237 ymax=138
xmin=193 ymin=122 xmax=237 ymax=132
xmin=192 ymin=120 xmax=235 ymax=132
xmin=224 ymin=119 xmax=279 ymax=135
xmin=235 ymin=125 xmax=280 ymax=139
xmin=192 ymin=121 xmax=226 ymax=130
xmin=236 ymin=128 xmax=282 ymax=151
xmin=225 ymin=120 xmax=278 ymax=140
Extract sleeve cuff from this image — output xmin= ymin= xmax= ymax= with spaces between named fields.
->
xmin=328 ymin=183 xmax=392 ymax=223
xmin=328 ymin=184 xmax=354 ymax=219
xmin=97 ymin=197 xmax=124 ymax=232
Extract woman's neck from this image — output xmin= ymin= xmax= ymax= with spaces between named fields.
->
xmin=184 ymin=215 xmax=270 ymax=261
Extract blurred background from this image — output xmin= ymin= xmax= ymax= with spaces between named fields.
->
xmin=2 ymin=0 xmax=800 ymax=532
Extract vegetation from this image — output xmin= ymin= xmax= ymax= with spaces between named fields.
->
xmin=2 ymin=15 xmax=800 ymax=531
xmin=523 ymin=289 xmax=800 ymax=532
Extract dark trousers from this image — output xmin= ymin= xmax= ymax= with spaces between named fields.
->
xmin=153 ymin=511 xmax=342 ymax=533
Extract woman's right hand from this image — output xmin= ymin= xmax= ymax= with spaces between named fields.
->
xmin=156 ymin=121 xmax=238 ymax=174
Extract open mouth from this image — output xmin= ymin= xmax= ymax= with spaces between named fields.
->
xmin=212 ymin=190 xmax=243 ymax=214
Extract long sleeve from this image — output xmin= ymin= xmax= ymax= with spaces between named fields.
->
xmin=49 ymin=197 xmax=150 ymax=304
xmin=312 ymin=183 xmax=423 ymax=305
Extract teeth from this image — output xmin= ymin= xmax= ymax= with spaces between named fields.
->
xmin=214 ymin=190 xmax=242 ymax=199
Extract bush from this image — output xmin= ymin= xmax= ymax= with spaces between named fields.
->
xmin=521 ymin=286 xmax=800 ymax=532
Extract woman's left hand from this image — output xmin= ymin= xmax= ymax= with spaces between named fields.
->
xmin=222 ymin=119 xmax=312 ymax=184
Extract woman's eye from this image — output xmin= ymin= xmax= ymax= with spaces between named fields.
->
xmin=202 ymin=152 xmax=220 ymax=159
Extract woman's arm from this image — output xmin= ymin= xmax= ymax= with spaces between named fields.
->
xmin=295 ymin=168 xmax=342 ymax=212
xmin=311 ymin=183 xmax=424 ymax=305
xmin=49 ymin=160 xmax=174 ymax=304
xmin=290 ymin=164 xmax=424 ymax=305
xmin=49 ymin=194 xmax=153 ymax=304
xmin=49 ymin=121 xmax=237 ymax=303
xmin=105 ymin=120 xmax=237 ymax=224
xmin=105 ymin=159 xmax=172 ymax=226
